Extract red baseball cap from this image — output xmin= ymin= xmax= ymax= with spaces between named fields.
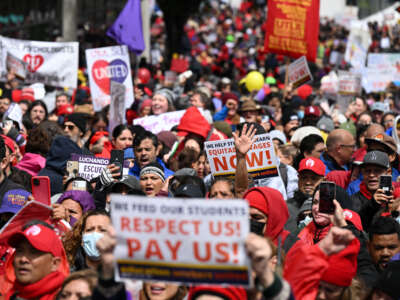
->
xmin=305 ymin=105 xmax=321 ymax=117
xmin=299 ymin=157 xmax=326 ymax=176
xmin=57 ymin=104 xmax=74 ymax=116
xmin=8 ymin=223 xmax=64 ymax=257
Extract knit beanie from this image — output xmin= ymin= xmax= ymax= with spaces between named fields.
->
xmin=321 ymin=238 xmax=360 ymax=287
xmin=188 ymin=286 xmax=247 ymax=300
xmin=154 ymin=88 xmax=175 ymax=107
xmin=140 ymin=161 xmax=165 ymax=182
xmin=64 ymin=113 xmax=87 ymax=133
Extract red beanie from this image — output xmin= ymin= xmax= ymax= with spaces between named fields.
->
xmin=90 ymin=131 xmax=109 ymax=145
xmin=321 ymin=238 xmax=360 ymax=287
xmin=221 ymin=92 xmax=239 ymax=105
xmin=244 ymin=189 xmax=268 ymax=215
xmin=188 ymin=286 xmax=247 ymax=300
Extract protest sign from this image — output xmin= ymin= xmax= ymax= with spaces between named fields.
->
xmin=362 ymin=68 xmax=394 ymax=93
xmin=109 ymin=80 xmax=126 ymax=134
xmin=338 ymin=71 xmax=362 ymax=95
xmin=67 ymin=154 xmax=129 ymax=181
xmin=111 ymin=195 xmax=250 ymax=286
xmin=6 ymin=52 xmax=27 ymax=79
xmin=204 ymin=133 xmax=279 ymax=179
xmin=287 ymin=56 xmax=313 ymax=89
xmin=344 ymin=39 xmax=367 ymax=70
xmin=320 ymin=71 xmax=338 ymax=96
xmin=133 ymin=110 xmax=186 ymax=134
xmin=367 ymin=53 xmax=400 ymax=71
xmin=85 ymin=45 xmax=134 ymax=112
xmin=0 ymin=35 xmax=78 ymax=88
xmin=264 ymin=0 xmax=320 ymax=61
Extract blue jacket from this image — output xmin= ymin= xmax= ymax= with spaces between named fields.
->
xmin=128 ymin=157 xmax=174 ymax=179
xmin=320 ymin=152 xmax=350 ymax=175
xmin=38 ymin=136 xmax=83 ymax=195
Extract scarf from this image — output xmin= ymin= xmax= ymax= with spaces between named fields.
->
xmin=6 ymin=271 xmax=65 ymax=300
xmin=359 ymin=182 xmax=373 ymax=200
xmin=298 ymin=221 xmax=332 ymax=245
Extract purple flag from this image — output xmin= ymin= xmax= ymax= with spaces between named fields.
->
xmin=107 ymin=0 xmax=145 ymax=54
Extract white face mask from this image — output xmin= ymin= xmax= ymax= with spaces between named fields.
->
xmin=298 ymin=215 xmax=313 ymax=228
xmin=396 ymin=216 xmax=400 ymax=225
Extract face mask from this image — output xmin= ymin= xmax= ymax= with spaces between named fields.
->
xmin=298 ymin=215 xmax=313 ymax=228
xmin=250 ymin=219 xmax=265 ymax=236
xmin=297 ymin=111 xmax=304 ymax=119
xmin=396 ymin=216 xmax=400 ymax=225
xmin=69 ymin=216 xmax=78 ymax=226
xmin=82 ymin=232 xmax=104 ymax=260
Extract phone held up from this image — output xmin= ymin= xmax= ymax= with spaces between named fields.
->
xmin=319 ymin=181 xmax=336 ymax=214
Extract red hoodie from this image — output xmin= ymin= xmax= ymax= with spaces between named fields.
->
xmin=243 ymin=187 xmax=291 ymax=245
xmin=177 ymin=107 xmax=227 ymax=141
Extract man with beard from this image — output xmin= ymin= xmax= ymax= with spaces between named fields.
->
xmin=368 ymin=216 xmax=400 ymax=273
xmin=63 ymin=113 xmax=88 ymax=150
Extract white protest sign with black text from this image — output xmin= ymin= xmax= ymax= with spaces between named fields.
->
xmin=287 ymin=56 xmax=313 ymax=89
xmin=111 ymin=195 xmax=250 ymax=286
xmin=133 ymin=110 xmax=186 ymax=134
xmin=0 ymin=35 xmax=78 ymax=88
xmin=204 ymin=133 xmax=279 ymax=180
xmin=86 ymin=45 xmax=134 ymax=112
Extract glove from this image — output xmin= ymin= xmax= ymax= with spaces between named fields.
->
xmin=99 ymin=167 xmax=114 ymax=187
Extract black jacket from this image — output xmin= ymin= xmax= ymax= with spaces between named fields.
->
xmin=351 ymin=191 xmax=381 ymax=232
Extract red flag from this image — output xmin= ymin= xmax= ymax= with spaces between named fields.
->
xmin=264 ymin=0 xmax=320 ymax=62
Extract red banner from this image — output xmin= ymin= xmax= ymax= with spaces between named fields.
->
xmin=264 ymin=0 xmax=320 ymax=62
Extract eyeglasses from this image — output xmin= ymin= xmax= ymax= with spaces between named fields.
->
xmin=340 ymin=144 xmax=356 ymax=149
xmin=63 ymin=124 xmax=76 ymax=131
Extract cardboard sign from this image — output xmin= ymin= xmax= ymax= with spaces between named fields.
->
xmin=338 ymin=71 xmax=361 ymax=95
xmin=6 ymin=52 xmax=27 ymax=79
xmin=111 ymin=195 xmax=250 ymax=286
xmin=204 ymin=134 xmax=279 ymax=179
xmin=264 ymin=0 xmax=320 ymax=61
xmin=133 ymin=110 xmax=186 ymax=134
xmin=109 ymin=80 xmax=126 ymax=134
xmin=85 ymin=45 xmax=134 ymax=111
xmin=67 ymin=154 xmax=129 ymax=181
xmin=288 ymin=56 xmax=313 ymax=89
xmin=0 ymin=35 xmax=78 ymax=88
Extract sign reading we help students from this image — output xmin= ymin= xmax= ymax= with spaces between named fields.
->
xmin=204 ymin=133 xmax=279 ymax=179
xmin=111 ymin=195 xmax=250 ymax=286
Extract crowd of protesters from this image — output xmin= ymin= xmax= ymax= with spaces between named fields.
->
xmin=0 ymin=0 xmax=400 ymax=299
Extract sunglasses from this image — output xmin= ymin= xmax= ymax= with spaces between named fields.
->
xmin=63 ymin=124 xmax=76 ymax=131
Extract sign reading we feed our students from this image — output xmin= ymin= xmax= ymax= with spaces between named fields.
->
xmin=111 ymin=195 xmax=251 ymax=286
xmin=204 ymin=133 xmax=279 ymax=179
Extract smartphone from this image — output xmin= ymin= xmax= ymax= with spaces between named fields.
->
xmin=71 ymin=180 xmax=87 ymax=191
xmin=110 ymin=149 xmax=124 ymax=179
xmin=31 ymin=176 xmax=51 ymax=206
xmin=319 ymin=181 xmax=336 ymax=214
xmin=379 ymin=175 xmax=392 ymax=196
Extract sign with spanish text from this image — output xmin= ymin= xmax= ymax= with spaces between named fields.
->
xmin=0 ymin=35 xmax=78 ymax=88
xmin=204 ymin=134 xmax=279 ymax=179
xmin=67 ymin=154 xmax=129 ymax=181
xmin=264 ymin=0 xmax=320 ymax=61
xmin=111 ymin=195 xmax=250 ymax=286
xmin=287 ymin=56 xmax=313 ymax=89
xmin=86 ymin=45 xmax=134 ymax=111
xmin=133 ymin=110 xmax=186 ymax=134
